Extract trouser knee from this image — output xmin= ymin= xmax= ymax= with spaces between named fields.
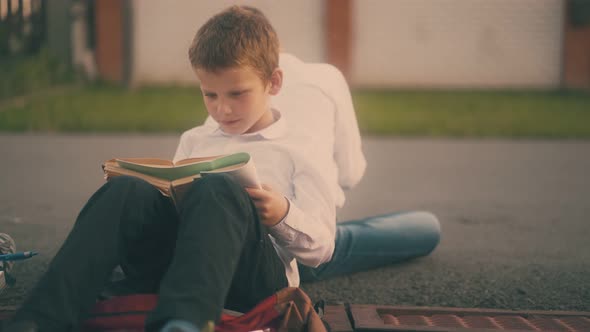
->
xmin=187 ymin=174 xmax=245 ymax=195
xmin=178 ymin=174 xmax=262 ymax=244
xmin=180 ymin=174 xmax=253 ymax=216
xmin=103 ymin=176 xmax=161 ymax=201
xmin=83 ymin=175 xmax=174 ymax=236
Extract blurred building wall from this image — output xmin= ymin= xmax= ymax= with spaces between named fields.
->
xmin=93 ymin=0 xmax=589 ymax=88
xmin=129 ymin=0 xmax=325 ymax=86
xmin=351 ymin=0 xmax=564 ymax=88
xmin=564 ymin=23 xmax=590 ymax=88
xmin=94 ymin=0 xmax=123 ymax=82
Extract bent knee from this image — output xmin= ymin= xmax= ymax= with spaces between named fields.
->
xmin=181 ymin=174 xmax=250 ymax=209
xmin=107 ymin=175 xmax=150 ymax=188
xmin=188 ymin=174 xmax=243 ymax=194
xmin=105 ymin=175 xmax=161 ymax=198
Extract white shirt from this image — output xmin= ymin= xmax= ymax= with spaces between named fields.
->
xmin=174 ymin=110 xmax=336 ymax=286
xmin=179 ymin=53 xmax=367 ymax=286
xmin=204 ymin=53 xmax=367 ymax=207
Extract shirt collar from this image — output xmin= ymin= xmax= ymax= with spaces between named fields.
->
xmin=210 ymin=108 xmax=287 ymax=140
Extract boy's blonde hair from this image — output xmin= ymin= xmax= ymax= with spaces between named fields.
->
xmin=189 ymin=6 xmax=280 ymax=82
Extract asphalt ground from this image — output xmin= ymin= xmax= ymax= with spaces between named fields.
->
xmin=1 ymin=134 xmax=589 ymax=312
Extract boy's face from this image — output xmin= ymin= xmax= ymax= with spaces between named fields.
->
xmin=196 ymin=66 xmax=282 ymax=135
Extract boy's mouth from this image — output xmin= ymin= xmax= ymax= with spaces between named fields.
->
xmin=221 ymin=119 xmax=240 ymax=126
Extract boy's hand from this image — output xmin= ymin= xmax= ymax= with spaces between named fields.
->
xmin=245 ymin=184 xmax=289 ymax=227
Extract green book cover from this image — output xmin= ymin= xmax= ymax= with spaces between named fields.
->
xmin=116 ymin=152 xmax=251 ymax=181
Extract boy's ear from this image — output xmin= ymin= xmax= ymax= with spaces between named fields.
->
xmin=268 ymin=68 xmax=283 ymax=96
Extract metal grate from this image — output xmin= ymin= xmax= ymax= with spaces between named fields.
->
xmin=351 ymin=304 xmax=590 ymax=332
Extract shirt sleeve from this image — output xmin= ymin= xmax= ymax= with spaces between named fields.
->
xmin=268 ymin=153 xmax=336 ymax=268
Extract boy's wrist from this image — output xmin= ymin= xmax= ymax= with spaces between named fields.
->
xmin=268 ymin=197 xmax=290 ymax=227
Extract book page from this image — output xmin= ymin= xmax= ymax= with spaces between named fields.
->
xmin=114 ymin=158 xmax=174 ymax=167
xmin=103 ymin=161 xmax=173 ymax=196
xmin=174 ymin=155 xmax=223 ymax=166
xmin=201 ymin=157 xmax=261 ymax=189
xmin=115 ymin=152 xmax=251 ymax=181
xmin=104 ymin=153 xmax=259 ymax=207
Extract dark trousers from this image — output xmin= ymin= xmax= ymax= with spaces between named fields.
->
xmin=13 ymin=175 xmax=288 ymax=331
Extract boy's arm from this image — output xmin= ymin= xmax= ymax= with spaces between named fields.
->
xmin=264 ymin=157 xmax=337 ymax=268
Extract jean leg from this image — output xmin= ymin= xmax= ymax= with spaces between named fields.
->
xmin=146 ymin=174 xmax=287 ymax=330
xmin=12 ymin=176 xmax=178 ymax=331
xmin=299 ymin=211 xmax=441 ymax=282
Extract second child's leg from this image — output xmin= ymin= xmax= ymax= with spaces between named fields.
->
xmin=146 ymin=174 xmax=287 ymax=330
xmin=299 ymin=211 xmax=441 ymax=282
xmin=10 ymin=176 xmax=178 ymax=331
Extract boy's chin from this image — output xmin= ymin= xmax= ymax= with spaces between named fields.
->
xmin=220 ymin=125 xmax=247 ymax=135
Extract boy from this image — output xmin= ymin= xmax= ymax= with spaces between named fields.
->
xmin=271 ymin=54 xmax=440 ymax=283
xmin=7 ymin=5 xmax=335 ymax=332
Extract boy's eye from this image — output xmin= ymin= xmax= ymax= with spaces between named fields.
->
xmin=230 ymin=91 xmax=243 ymax=97
xmin=204 ymin=93 xmax=217 ymax=98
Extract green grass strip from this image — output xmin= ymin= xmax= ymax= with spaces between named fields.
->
xmin=354 ymin=90 xmax=590 ymax=138
xmin=1 ymin=85 xmax=589 ymax=138
xmin=0 ymin=84 xmax=207 ymax=133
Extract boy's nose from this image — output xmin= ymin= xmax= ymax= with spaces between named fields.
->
xmin=217 ymin=101 xmax=231 ymax=115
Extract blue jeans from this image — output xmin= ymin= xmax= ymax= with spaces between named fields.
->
xmin=298 ymin=211 xmax=441 ymax=282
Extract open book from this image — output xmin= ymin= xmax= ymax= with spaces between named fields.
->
xmin=102 ymin=152 xmax=261 ymax=205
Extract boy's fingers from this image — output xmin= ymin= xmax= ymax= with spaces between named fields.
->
xmin=246 ymin=183 xmax=274 ymax=193
xmin=245 ymin=187 xmax=269 ymax=200
xmin=251 ymin=200 xmax=263 ymax=210
xmin=251 ymin=200 xmax=270 ymax=215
